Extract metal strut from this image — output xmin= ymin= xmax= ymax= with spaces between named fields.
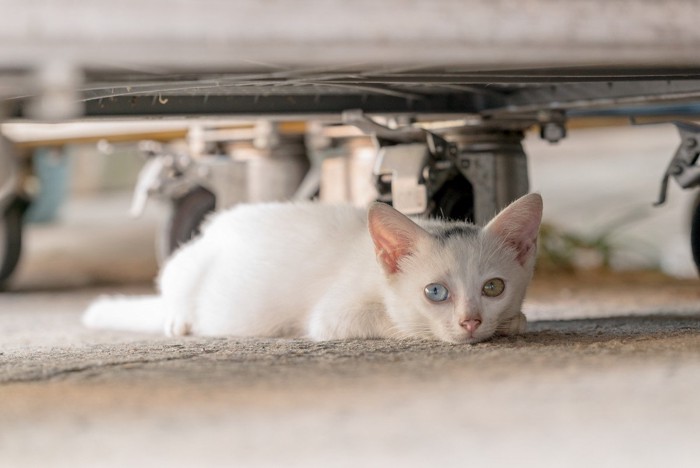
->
xmin=342 ymin=109 xmax=458 ymax=215
xmin=654 ymin=121 xmax=700 ymax=206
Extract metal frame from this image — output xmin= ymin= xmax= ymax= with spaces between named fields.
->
xmin=7 ymin=78 xmax=700 ymax=121
xmin=4 ymin=1 xmax=700 ymax=120
xmin=3 ymin=0 xmax=700 ymax=73
xmin=4 ymin=0 xmax=700 ymax=280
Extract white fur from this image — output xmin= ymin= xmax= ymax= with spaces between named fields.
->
xmin=83 ymin=194 xmax=542 ymax=344
xmin=82 ymin=295 xmax=165 ymax=333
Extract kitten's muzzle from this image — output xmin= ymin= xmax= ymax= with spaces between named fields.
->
xmin=459 ymin=317 xmax=482 ymax=334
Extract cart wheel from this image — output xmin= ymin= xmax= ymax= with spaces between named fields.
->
xmin=691 ymin=192 xmax=700 ymax=275
xmin=429 ymin=174 xmax=475 ymax=222
xmin=0 ymin=198 xmax=29 ymax=287
xmin=157 ymin=186 xmax=216 ymax=262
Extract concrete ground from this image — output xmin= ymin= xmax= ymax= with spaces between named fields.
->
xmin=2 ymin=275 xmax=700 ymax=468
xmin=2 ymin=126 xmax=700 ymax=467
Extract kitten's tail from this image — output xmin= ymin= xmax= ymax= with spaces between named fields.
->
xmin=82 ymin=295 xmax=166 ymax=334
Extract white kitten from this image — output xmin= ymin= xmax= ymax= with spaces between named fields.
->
xmin=83 ymin=193 xmax=542 ymax=344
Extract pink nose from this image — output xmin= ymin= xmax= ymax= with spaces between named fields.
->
xmin=460 ymin=317 xmax=482 ymax=333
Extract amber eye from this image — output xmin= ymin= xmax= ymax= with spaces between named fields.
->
xmin=482 ymin=278 xmax=505 ymax=297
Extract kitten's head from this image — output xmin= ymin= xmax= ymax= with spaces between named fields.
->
xmin=368 ymin=193 xmax=542 ymax=344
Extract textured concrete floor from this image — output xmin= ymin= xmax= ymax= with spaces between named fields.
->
xmin=2 ymin=274 xmax=700 ymax=468
xmin=2 ymin=126 xmax=700 ymax=467
xmin=2 ymin=282 xmax=700 ymax=468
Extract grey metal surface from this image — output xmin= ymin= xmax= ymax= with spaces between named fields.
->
xmin=496 ymin=80 xmax=700 ymax=116
xmin=451 ymin=131 xmax=530 ymax=225
xmin=2 ymin=0 xmax=700 ymax=73
xmin=4 ymin=1 xmax=700 ymax=118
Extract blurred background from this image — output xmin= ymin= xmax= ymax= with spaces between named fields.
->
xmin=2 ymin=119 xmax=696 ymax=292
xmin=3 ymin=1 xmax=700 ymax=289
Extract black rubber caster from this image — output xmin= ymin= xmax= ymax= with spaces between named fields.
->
xmin=0 ymin=197 xmax=29 ymax=288
xmin=429 ymin=174 xmax=475 ymax=222
xmin=157 ymin=186 xmax=216 ymax=262
xmin=691 ymin=191 xmax=700 ymax=275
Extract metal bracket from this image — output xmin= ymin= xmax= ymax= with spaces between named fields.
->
xmin=652 ymin=121 xmax=700 ymax=206
xmin=373 ymin=143 xmax=430 ymax=214
xmin=344 ymin=110 xmax=457 ymax=214
xmin=129 ymin=141 xmax=198 ymax=217
xmin=342 ymin=109 xmax=424 ymax=144
xmin=130 ymin=138 xmax=252 ymax=218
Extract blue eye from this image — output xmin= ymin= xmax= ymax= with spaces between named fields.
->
xmin=424 ymin=283 xmax=449 ymax=302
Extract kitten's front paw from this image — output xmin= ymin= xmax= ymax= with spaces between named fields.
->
xmin=497 ymin=312 xmax=527 ymax=336
xmin=164 ymin=313 xmax=193 ymax=337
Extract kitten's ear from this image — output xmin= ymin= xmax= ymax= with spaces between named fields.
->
xmin=484 ymin=193 xmax=543 ymax=267
xmin=368 ymin=202 xmax=430 ymax=275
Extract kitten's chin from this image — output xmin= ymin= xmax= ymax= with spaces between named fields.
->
xmin=445 ymin=330 xmax=493 ymax=345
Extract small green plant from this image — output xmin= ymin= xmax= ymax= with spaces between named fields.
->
xmin=536 ymin=207 xmax=651 ymax=273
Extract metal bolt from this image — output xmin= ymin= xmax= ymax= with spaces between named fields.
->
xmin=685 ymin=137 xmax=697 ymax=149
xmin=96 ymin=139 xmax=114 ymax=155
xmin=540 ymin=122 xmax=567 ymax=143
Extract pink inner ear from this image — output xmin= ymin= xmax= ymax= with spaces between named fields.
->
xmin=486 ymin=194 xmax=543 ymax=267
xmin=512 ymin=236 xmax=536 ymax=266
xmin=368 ymin=203 xmax=427 ymax=275
xmin=374 ymin=238 xmax=410 ymax=275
